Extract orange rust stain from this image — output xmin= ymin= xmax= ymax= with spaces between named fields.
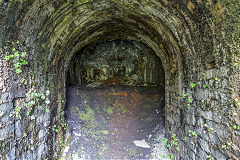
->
xmin=130 ymin=92 xmax=142 ymax=102
xmin=187 ymin=1 xmax=195 ymax=14
xmin=104 ymin=78 xmax=122 ymax=85
xmin=108 ymin=91 xmax=128 ymax=97
xmin=154 ymin=94 xmax=163 ymax=102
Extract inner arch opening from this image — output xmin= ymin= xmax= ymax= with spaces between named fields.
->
xmin=64 ymin=39 xmax=166 ymax=159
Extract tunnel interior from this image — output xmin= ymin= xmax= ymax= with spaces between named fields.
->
xmin=2 ymin=0 xmax=238 ymax=160
xmin=67 ymin=40 xmax=165 ymax=87
xmin=64 ymin=39 xmax=167 ymax=159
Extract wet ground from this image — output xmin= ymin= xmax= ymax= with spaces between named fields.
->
xmin=61 ymin=86 xmax=169 ymax=160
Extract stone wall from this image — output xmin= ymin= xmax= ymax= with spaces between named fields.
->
xmin=0 ymin=0 xmax=239 ymax=159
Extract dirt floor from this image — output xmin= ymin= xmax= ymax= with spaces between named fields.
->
xmin=62 ymin=85 xmax=168 ymax=160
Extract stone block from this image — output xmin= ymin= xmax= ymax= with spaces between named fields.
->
xmin=186 ymin=113 xmax=196 ymax=126
xmin=36 ymin=114 xmax=44 ymax=124
xmin=0 ymin=92 xmax=9 ymax=101
xmin=196 ymin=89 xmax=207 ymax=100
xmin=214 ymin=124 xmax=230 ymax=139
xmin=0 ymin=102 xmax=13 ymax=113
xmin=15 ymin=120 xmax=22 ymax=138
xmin=1 ymin=114 xmax=13 ymax=124
xmin=212 ymin=149 xmax=228 ymax=160
xmin=37 ymin=142 xmax=45 ymax=160
xmin=212 ymin=111 xmax=222 ymax=123
xmin=196 ymin=148 xmax=208 ymax=160
xmin=221 ymin=79 xmax=228 ymax=88
xmin=187 ymin=149 xmax=196 ymax=160
xmin=6 ymin=147 xmax=15 ymax=160
xmin=198 ymin=138 xmax=210 ymax=153
xmin=220 ymin=66 xmax=228 ymax=77
xmin=44 ymin=112 xmax=50 ymax=121
xmin=208 ymin=133 xmax=220 ymax=145
xmin=38 ymin=129 xmax=45 ymax=140
xmin=201 ymin=131 xmax=210 ymax=142
xmin=0 ymin=124 xmax=14 ymax=140
xmin=205 ymin=69 xmax=213 ymax=80
xmin=196 ymin=108 xmax=213 ymax=121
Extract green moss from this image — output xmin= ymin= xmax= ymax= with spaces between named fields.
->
xmin=119 ymin=105 xmax=127 ymax=114
xmin=78 ymin=105 xmax=95 ymax=125
xmin=104 ymin=106 xmax=114 ymax=115
xmin=101 ymin=129 xmax=109 ymax=135
xmin=129 ymin=148 xmax=138 ymax=156
xmin=78 ymin=0 xmax=93 ymax=5
xmin=74 ymin=104 xmax=110 ymax=144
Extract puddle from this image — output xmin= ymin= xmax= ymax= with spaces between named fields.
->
xmin=62 ymin=86 xmax=168 ymax=159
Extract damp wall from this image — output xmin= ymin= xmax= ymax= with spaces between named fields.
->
xmin=67 ymin=40 xmax=164 ymax=87
xmin=0 ymin=0 xmax=239 ymax=159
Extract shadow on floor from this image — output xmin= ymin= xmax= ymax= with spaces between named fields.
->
xmin=61 ymin=86 xmax=168 ymax=160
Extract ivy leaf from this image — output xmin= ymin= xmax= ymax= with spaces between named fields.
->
xmin=14 ymin=51 xmax=19 ymax=57
xmin=192 ymin=131 xmax=197 ymax=136
xmin=203 ymin=84 xmax=207 ymax=89
xmin=21 ymin=52 xmax=27 ymax=58
xmin=45 ymin=90 xmax=50 ymax=96
xmin=41 ymin=94 xmax=46 ymax=100
xmin=30 ymin=115 xmax=35 ymax=120
xmin=183 ymin=94 xmax=187 ymax=98
xmin=188 ymin=98 xmax=193 ymax=103
xmin=16 ymin=68 xmax=22 ymax=74
xmin=14 ymin=62 xmax=21 ymax=68
xmin=161 ymin=138 xmax=168 ymax=142
xmin=190 ymin=83 xmax=196 ymax=88
xmin=37 ymin=93 xmax=42 ymax=98
xmin=22 ymin=60 xmax=28 ymax=65
xmin=221 ymin=145 xmax=227 ymax=149
xmin=233 ymin=125 xmax=237 ymax=130
xmin=233 ymin=63 xmax=238 ymax=67
xmin=4 ymin=56 xmax=10 ymax=61
xmin=38 ymin=105 xmax=43 ymax=110
xmin=12 ymin=48 xmax=16 ymax=51
xmin=45 ymin=99 xmax=50 ymax=105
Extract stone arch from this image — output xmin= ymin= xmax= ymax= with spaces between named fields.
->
xmin=2 ymin=0 xmax=238 ymax=159
xmin=38 ymin=0 xmax=191 ymax=157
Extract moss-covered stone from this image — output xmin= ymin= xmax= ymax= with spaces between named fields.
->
xmin=0 ymin=0 xmax=239 ymax=159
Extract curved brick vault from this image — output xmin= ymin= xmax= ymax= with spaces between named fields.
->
xmin=0 ymin=0 xmax=239 ymax=159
